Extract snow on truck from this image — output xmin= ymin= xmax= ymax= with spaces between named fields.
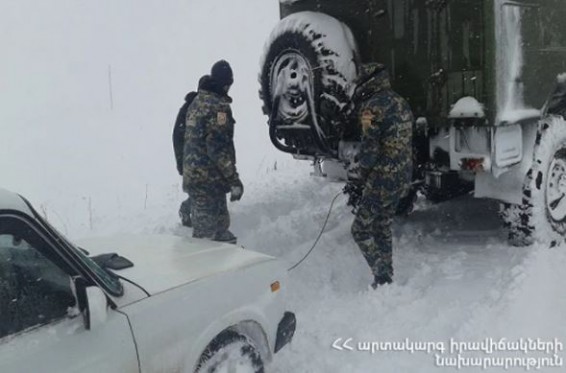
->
xmin=259 ymin=0 xmax=566 ymax=245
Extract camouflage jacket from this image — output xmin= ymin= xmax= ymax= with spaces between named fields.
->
xmin=183 ymin=88 xmax=238 ymax=193
xmin=354 ymin=64 xmax=413 ymax=195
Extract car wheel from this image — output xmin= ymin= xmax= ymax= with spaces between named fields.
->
xmin=259 ymin=11 xmax=358 ymax=156
xmin=195 ymin=331 xmax=264 ymax=373
xmin=501 ymin=115 xmax=566 ymax=246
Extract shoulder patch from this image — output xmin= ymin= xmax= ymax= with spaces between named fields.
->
xmin=217 ymin=112 xmax=227 ymax=126
xmin=361 ymin=109 xmax=378 ymax=134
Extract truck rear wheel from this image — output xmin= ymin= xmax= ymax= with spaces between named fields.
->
xmin=501 ymin=116 xmax=566 ymax=246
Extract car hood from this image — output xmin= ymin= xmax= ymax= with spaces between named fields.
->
xmin=76 ymin=234 xmax=276 ymax=296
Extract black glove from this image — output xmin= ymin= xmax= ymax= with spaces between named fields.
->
xmin=230 ymin=178 xmax=244 ymax=202
xmin=343 ymin=180 xmax=364 ymax=208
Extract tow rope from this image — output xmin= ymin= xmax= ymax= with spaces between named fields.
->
xmin=287 ymin=191 xmax=343 ymax=272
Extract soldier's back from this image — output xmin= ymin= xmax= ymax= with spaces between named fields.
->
xmin=183 ymin=89 xmax=236 ymax=192
xmin=184 ymin=91 xmax=222 ymax=184
xmin=365 ymin=89 xmax=413 ymax=193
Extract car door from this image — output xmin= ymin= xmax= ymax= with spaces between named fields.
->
xmin=0 ymin=215 xmax=139 ymax=373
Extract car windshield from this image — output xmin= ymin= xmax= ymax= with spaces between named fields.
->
xmin=26 ymin=202 xmax=123 ymax=297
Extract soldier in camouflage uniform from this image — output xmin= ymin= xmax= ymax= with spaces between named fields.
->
xmin=183 ymin=60 xmax=243 ymax=244
xmin=350 ymin=63 xmax=413 ymax=288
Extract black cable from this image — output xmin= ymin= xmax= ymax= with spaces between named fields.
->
xmin=114 ymin=273 xmax=151 ymax=298
xmin=288 ymin=192 xmax=343 ymax=272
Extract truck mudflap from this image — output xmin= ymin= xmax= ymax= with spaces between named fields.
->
xmin=274 ymin=311 xmax=296 ymax=353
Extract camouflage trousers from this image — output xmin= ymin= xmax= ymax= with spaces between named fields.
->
xmin=188 ymin=187 xmax=230 ymax=239
xmin=351 ymin=187 xmax=401 ymax=278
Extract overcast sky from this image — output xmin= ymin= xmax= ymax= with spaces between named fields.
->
xmin=0 ymin=0 xmax=299 ymax=210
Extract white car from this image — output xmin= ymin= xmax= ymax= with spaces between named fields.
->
xmin=0 ymin=188 xmax=295 ymax=372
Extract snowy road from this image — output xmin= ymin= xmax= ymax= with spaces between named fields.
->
xmin=229 ymin=168 xmax=566 ymax=372
xmin=67 ymin=165 xmax=564 ymax=372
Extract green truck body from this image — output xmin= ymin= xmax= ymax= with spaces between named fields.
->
xmin=261 ymin=0 xmax=566 ymax=244
xmin=279 ymin=0 xmax=566 ymax=125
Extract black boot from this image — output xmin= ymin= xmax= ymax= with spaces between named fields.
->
xmin=213 ymin=230 xmax=237 ymax=244
xmin=179 ymin=197 xmax=192 ymax=227
xmin=179 ymin=210 xmax=192 ymax=227
xmin=371 ymin=274 xmax=392 ymax=289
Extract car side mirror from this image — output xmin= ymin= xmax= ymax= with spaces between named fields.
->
xmin=74 ymin=277 xmax=108 ymax=330
xmin=85 ymin=286 xmax=108 ymax=330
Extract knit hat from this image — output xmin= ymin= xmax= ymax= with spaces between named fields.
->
xmin=211 ymin=60 xmax=234 ymax=86
xmin=197 ymin=74 xmax=210 ymax=90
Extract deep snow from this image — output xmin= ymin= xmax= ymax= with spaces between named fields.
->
xmin=1 ymin=1 xmax=565 ymax=372
xmin=449 ymin=97 xmax=485 ymax=118
xmin=35 ymin=165 xmax=566 ymax=372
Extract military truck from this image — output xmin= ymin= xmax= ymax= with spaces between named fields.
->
xmin=259 ymin=0 xmax=566 ymax=245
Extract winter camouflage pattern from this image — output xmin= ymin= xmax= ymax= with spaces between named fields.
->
xmin=183 ymin=89 xmax=239 ymax=238
xmin=183 ymin=90 xmax=238 ymax=191
xmin=174 ymin=91 xmax=198 ymax=227
xmin=351 ymin=63 xmax=413 ymax=278
xmin=189 ymin=188 xmax=230 ymax=239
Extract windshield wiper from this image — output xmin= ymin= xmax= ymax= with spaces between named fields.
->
xmin=90 ymin=253 xmax=134 ymax=271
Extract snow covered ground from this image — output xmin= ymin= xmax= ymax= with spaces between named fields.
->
xmin=102 ymin=167 xmax=564 ymax=373
xmin=1 ymin=0 xmax=565 ymax=372
xmin=252 ymin=172 xmax=566 ymax=372
xmin=32 ymin=164 xmax=565 ymax=372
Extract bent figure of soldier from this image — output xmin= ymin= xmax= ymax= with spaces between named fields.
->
xmin=183 ymin=60 xmax=243 ymax=244
xmin=350 ymin=63 xmax=413 ymax=289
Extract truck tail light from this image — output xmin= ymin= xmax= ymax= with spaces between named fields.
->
xmin=460 ymin=157 xmax=485 ymax=172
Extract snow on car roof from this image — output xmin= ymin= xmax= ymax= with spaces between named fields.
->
xmin=0 ymin=188 xmax=33 ymax=215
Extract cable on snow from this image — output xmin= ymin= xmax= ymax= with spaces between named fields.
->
xmin=288 ymin=191 xmax=343 ymax=272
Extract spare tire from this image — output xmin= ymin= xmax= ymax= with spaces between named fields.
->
xmin=259 ymin=11 xmax=359 ymax=157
